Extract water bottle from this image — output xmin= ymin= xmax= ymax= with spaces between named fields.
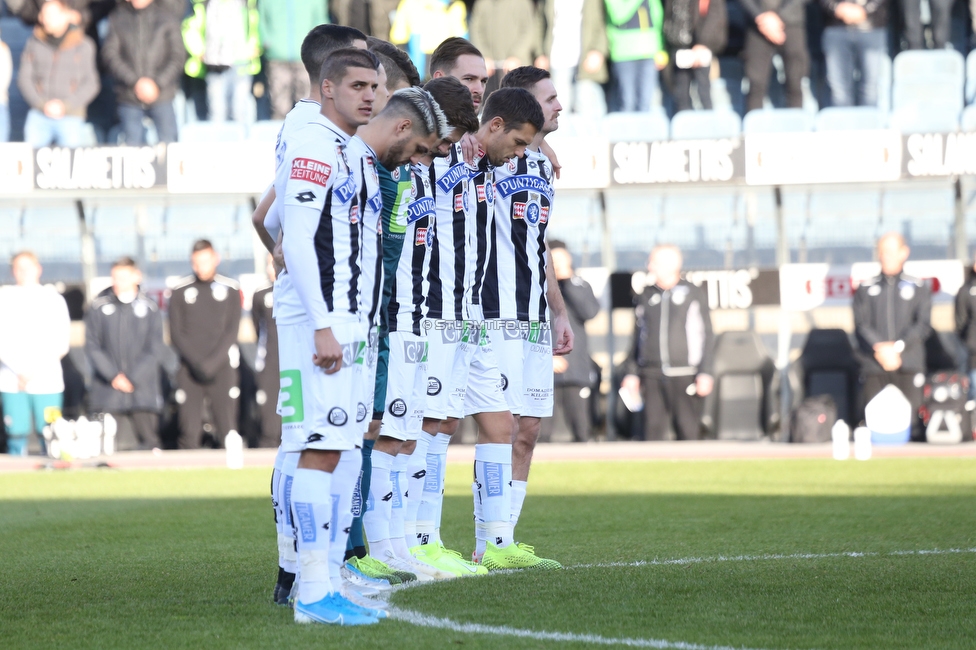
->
xmin=225 ymin=430 xmax=244 ymax=469
xmin=854 ymin=426 xmax=872 ymax=461
xmin=831 ymin=420 xmax=850 ymax=460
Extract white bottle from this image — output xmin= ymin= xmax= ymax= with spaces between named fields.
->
xmin=854 ymin=426 xmax=872 ymax=461
xmin=225 ymin=430 xmax=244 ymax=470
xmin=102 ymin=414 xmax=117 ymax=456
xmin=831 ymin=420 xmax=850 ymax=460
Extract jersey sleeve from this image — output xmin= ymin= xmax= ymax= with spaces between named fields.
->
xmin=279 ymin=140 xmax=339 ymax=330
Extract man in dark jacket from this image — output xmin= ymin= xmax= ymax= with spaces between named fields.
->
xmin=547 ymin=241 xmax=601 ymax=442
xmin=17 ymin=0 xmax=99 ymax=147
xmin=250 ymin=256 xmax=279 ymax=448
xmin=738 ymin=0 xmax=808 ymax=111
xmin=101 ymin=0 xmax=184 ymax=144
xmin=954 ymin=259 xmax=976 ymax=398
xmin=168 ymin=240 xmax=242 ymax=449
xmin=819 ymin=0 xmax=888 ymax=106
xmin=85 ymin=257 xmax=164 ymax=450
xmin=664 ymin=0 xmax=727 ymax=111
xmin=622 ymin=245 xmax=714 ymax=440
xmin=854 ymin=233 xmax=930 ymax=429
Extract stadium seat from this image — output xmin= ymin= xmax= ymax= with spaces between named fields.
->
xmin=742 ymin=108 xmax=815 ymax=134
xmin=814 ymin=107 xmax=887 ymax=131
xmin=669 ymin=109 xmax=742 ymax=140
xmin=796 ymin=329 xmax=860 ymax=427
xmin=892 ymin=50 xmax=964 ymax=112
xmin=877 ymin=54 xmax=892 ymax=113
xmin=21 ymin=207 xmax=82 ymax=262
xmin=967 ymin=50 xmax=976 ymax=105
xmin=179 ymin=121 xmax=247 ymax=143
xmin=247 ymin=120 xmax=285 ymax=142
xmin=603 ymin=110 xmax=670 ymax=142
xmin=702 ymin=331 xmax=776 ymax=440
xmin=91 ymin=206 xmax=138 ymax=262
xmin=962 ymin=105 xmax=976 ymax=131
xmin=888 ymin=105 xmax=959 ymax=134
xmin=553 ymin=113 xmax=602 ymax=138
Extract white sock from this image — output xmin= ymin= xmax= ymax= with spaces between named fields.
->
xmin=475 ymin=443 xmax=514 ymax=548
xmin=329 ymin=449 xmax=362 ymax=587
xmin=362 ymin=450 xmax=394 ymax=555
xmin=510 ymin=479 xmax=528 ymax=531
xmin=291 ymin=467 xmax=334 ymax=603
xmin=272 ymin=447 xmax=286 ymax=538
xmin=415 ymin=432 xmax=439 ymax=545
xmin=280 ymin=452 xmax=300 ymax=574
xmin=389 ymin=453 xmax=408 ymax=545
xmin=403 ymin=436 xmax=429 ymax=546
xmin=473 ymin=480 xmax=487 ymax=557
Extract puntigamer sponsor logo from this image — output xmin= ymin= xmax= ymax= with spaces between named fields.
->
xmin=495 ymin=174 xmax=553 ymax=199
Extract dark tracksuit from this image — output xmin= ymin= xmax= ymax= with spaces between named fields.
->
xmin=168 ymin=274 xmax=241 ymax=449
xmin=251 ymin=284 xmax=281 ymax=448
xmin=625 ymin=280 xmax=714 ymax=440
xmin=853 ymin=272 xmax=931 ymax=432
xmin=552 ymin=275 xmax=601 ymax=442
xmin=84 ymin=291 xmax=165 ymax=449
xmin=954 ymin=274 xmax=976 ymax=378
xmin=738 ymin=0 xmax=809 ymax=111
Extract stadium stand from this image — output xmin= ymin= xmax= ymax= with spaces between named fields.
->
xmin=891 ymin=50 xmax=965 ymax=113
xmin=603 ymin=110 xmax=670 ymax=142
xmin=178 ymin=122 xmax=248 ymax=143
xmin=669 ymin=110 xmax=742 ymax=140
xmin=742 ymin=108 xmax=816 ymax=134
xmin=888 ymin=105 xmax=961 ymax=134
xmin=814 ymin=107 xmax=887 ymax=131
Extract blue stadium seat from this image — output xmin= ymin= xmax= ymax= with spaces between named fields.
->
xmin=603 ymin=110 xmax=670 ymax=142
xmin=179 ymin=121 xmax=247 ymax=143
xmin=888 ymin=105 xmax=959 ymax=134
xmin=966 ymin=50 xmax=976 ymax=105
xmin=247 ymin=120 xmax=285 ymax=142
xmin=670 ymin=110 xmax=741 ymax=140
xmin=814 ymin=107 xmax=887 ymax=131
xmin=961 ymin=105 xmax=976 ymax=132
xmin=892 ymin=50 xmax=964 ymax=112
xmin=742 ymin=108 xmax=815 ymax=134
xmin=554 ymin=114 xmax=602 ymax=138
xmin=877 ymin=54 xmax=892 ymax=113
xmin=91 ymin=206 xmax=138 ymax=262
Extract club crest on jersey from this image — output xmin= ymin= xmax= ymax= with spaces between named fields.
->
xmin=392 ymin=166 xmax=401 ymax=181
xmin=407 ymin=196 xmax=435 ymax=224
xmin=495 ymin=174 xmax=553 ymax=200
xmin=290 ymin=158 xmax=331 ymax=186
xmin=436 ymin=162 xmax=473 ymax=194
xmin=506 ymin=158 xmax=517 ymax=172
xmin=334 ymin=175 xmax=357 ymax=204
xmin=476 ymin=182 xmax=495 ymax=204
xmin=526 ymin=202 xmax=542 ymax=225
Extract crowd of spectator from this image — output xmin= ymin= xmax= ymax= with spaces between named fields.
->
xmin=0 ymin=0 xmax=972 ymax=145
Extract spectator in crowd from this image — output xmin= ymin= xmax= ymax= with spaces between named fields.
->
xmin=469 ymin=0 xmax=540 ymax=94
xmin=17 ymin=0 xmax=99 ymax=148
xmin=739 ymin=0 xmax=808 ymax=111
xmin=182 ymin=0 xmax=261 ymax=123
xmin=540 ymin=0 xmax=610 ymax=116
xmin=4 ymin=0 xmax=116 ymax=31
xmin=547 ymin=241 xmax=601 ymax=443
xmin=390 ymin=0 xmax=468 ymax=76
xmin=903 ymin=0 xmax=951 ymax=50
xmin=258 ymin=0 xmax=328 ymax=120
xmin=605 ymin=0 xmax=666 ymax=112
xmin=332 ymin=0 xmax=399 ymax=39
xmin=854 ymin=233 xmax=930 ymax=433
xmin=250 ymin=255 xmax=280 ymax=448
xmin=102 ymin=0 xmax=185 ymax=144
xmin=621 ymin=245 xmax=714 ymax=440
xmin=168 ymin=240 xmax=242 ymax=449
xmin=664 ymin=0 xmax=727 ymax=111
xmin=84 ymin=257 xmax=165 ymax=451
xmin=820 ymin=0 xmax=888 ymax=107
xmin=955 ymin=254 xmax=976 ymax=398
xmin=0 ymin=251 xmax=70 ymax=456
xmin=0 ymin=28 xmax=10 ymax=143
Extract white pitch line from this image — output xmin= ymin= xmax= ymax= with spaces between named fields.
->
xmin=390 ymin=547 xmax=976 ymax=649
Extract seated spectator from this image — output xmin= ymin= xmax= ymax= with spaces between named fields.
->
xmin=182 ymin=0 xmax=261 ymax=123
xmin=0 ymin=252 xmax=71 ymax=456
xmin=85 ymin=257 xmax=165 ymax=451
xmin=390 ymin=0 xmax=468 ymax=77
xmin=903 ymin=0 xmax=950 ymax=50
xmin=17 ymin=0 xmax=99 ymax=148
xmin=820 ymin=0 xmax=888 ymax=107
xmin=739 ymin=0 xmax=808 ymax=111
xmin=258 ymin=0 xmax=328 ymax=120
xmin=604 ymin=0 xmax=666 ymax=112
xmin=102 ymin=0 xmax=185 ymax=145
xmin=0 ymin=29 xmax=10 ymax=143
xmin=664 ymin=0 xmax=727 ymax=111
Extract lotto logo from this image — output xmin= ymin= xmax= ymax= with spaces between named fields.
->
xmin=290 ymin=158 xmax=332 ymax=186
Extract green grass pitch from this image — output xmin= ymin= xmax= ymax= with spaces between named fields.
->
xmin=2 ymin=457 xmax=975 ymax=649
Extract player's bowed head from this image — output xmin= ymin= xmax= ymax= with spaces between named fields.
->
xmin=422 ymin=76 xmax=481 ymax=161
xmin=475 ymin=87 xmax=545 ymax=167
xmin=358 ymin=88 xmax=451 ymax=170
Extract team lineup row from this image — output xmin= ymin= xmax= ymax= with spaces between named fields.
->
xmin=251 ymin=26 xmax=573 ymax=626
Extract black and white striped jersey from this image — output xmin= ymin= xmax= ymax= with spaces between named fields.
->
xmin=468 ymin=152 xmax=497 ymax=319
xmin=388 ymin=163 xmax=435 ymax=335
xmin=427 ymin=143 xmax=477 ymax=321
xmin=346 ymin=135 xmax=384 ymax=327
xmin=274 ymin=114 xmax=361 ymax=329
xmin=480 ymin=147 xmax=554 ymax=322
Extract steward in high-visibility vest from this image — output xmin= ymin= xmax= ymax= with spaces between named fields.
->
xmin=182 ymin=0 xmax=261 ymax=79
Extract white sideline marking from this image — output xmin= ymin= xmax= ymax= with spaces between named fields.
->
xmin=391 ymin=547 xmax=976 ymax=648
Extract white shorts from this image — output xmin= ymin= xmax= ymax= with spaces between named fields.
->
xmin=492 ymin=320 xmax=555 ymax=418
xmin=277 ymin=320 xmax=366 ymax=453
xmin=379 ymin=331 xmax=428 ymax=441
xmin=461 ymin=327 xmax=510 ymax=417
xmin=356 ymin=326 xmax=380 ymax=433
xmin=423 ymin=319 xmax=473 ymax=420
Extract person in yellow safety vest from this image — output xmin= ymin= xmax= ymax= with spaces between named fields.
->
xmin=182 ymin=0 xmax=261 ymax=123
xmin=390 ymin=0 xmax=468 ymax=78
